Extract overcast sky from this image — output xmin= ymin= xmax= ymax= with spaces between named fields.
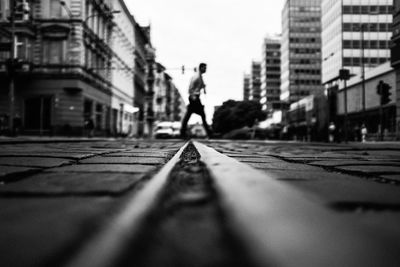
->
xmin=126 ymin=0 xmax=286 ymax=123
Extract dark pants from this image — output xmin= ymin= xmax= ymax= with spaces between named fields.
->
xmin=181 ymin=97 xmax=211 ymax=137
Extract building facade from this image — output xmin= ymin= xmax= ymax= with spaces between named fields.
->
xmin=322 ymin=0 xmax=393 ymax=84
xmin=391 ymin=0 xmax=400 ymax=138
xmin=249 ymin=61 xmax=262 ymax=102
xmin=134 ymin=23 xmax=151 ymax=137
xmin=0 ymin=0 xmax=137 ymax=136
xmin=153 ymin=67 xmax=185 ymax=123
xmin=336 ymin=62 xmax=396 ymax=140
xmin=243 ymin=74 xmax=250 ymax=101
xmin=109 ymin=0 xmax=136 ymax=136
xmin=261 ymin=36 xmax=281 ymax=111
xmin=280 ymin=0 xmax=323 ymax=103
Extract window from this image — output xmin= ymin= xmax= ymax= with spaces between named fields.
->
xmin=50 ymin=0 xmax=62 ymax=18
xmin=343 ymin=6 xmax=351 ymax=14
xmin=370 ymin=6 xmax=378 ymax=13
xmin=43 ymin=40 xmax=64 ymax=64
xmin=16 ymin=36 xmax=32 ymax=60
xmin=96 ymin=104 xmax=103 ymax=130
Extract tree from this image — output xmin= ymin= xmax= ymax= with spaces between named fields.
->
xmin=212 ymin=100 xmax=266 ymax=135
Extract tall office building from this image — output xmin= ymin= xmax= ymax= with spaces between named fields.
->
xmin=280 ymin=0 xmax=323 ymax=103
xmin=243 ymin=74 xmax=251 ymax=101
xmin=322 ymin=0 xmax=393 ymax=84
xmin=261 ymin=36 xmax=281 ymax=111
xmin=250 ymin=61 xmax=262 ymax=102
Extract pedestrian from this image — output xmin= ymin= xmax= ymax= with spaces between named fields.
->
xmin=85 ymin=117 xmax=95 ymax=138
xmin=353 ymin=124 xmax=360 ymax=142
xmin=328 ymin=122 xmax=335 ymax=143
xmin=13 ymin=114 xmax=22 ymax=136
xmin=361 ymin=124 xmax=367 ymax=143
xmin=180 ymin=62 xmax=212 ymax=138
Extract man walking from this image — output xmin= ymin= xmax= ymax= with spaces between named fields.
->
xmin=180 ymin=63 xmax=212 ymax=138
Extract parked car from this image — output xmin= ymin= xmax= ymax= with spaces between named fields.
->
xmin=172 ymin=121 xmax=182 ymax=138
xmin=154 ymin=121 xmax=174 ymax=138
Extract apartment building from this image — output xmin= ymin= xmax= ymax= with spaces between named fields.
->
xmin=249 ymin=61 xmax=262 ymax=102
xmin=0 ymin=0 xmax=138 ymax=136
xmin=281 ymin=0 xmax=323 ymax=103
xmin=243 ymin=74 xmax=250 ymax=101
xmin=261 ymin=36 xmax=281 ymax=111
xmin=322 ymin=0 xmax=393 ymax=84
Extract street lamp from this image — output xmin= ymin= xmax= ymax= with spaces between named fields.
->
xmin=339 ymin=68 xmax=351 ymax=143
xmin=360 ymin=24 xmax=367 ymax=120
xmin=7 ymin=0 xmax=17 ymax=135
xmin=355 ymin=13 xmax=379 ymax=123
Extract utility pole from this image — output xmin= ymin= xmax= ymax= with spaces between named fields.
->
xmin=8 ymin=0 xmax=16 ymax=135
xmin=339 ymin=69 xmax=350 ymax=143
xmin=360 ymin=24 xmax=366 ymax=123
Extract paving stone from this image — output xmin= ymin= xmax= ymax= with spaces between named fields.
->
xmin=0 ymin=157 xmax=74 ymax=168
xmin=0 ymin=152 xmax=97 ymax=159
xmin=0 ymin=166 xmax=40 ymax=180
xmin=222 ymin=153 xmax=269 ymax=158
xmin=308 ymin=160 xmax=379 ymax=167
xmin=278 ymin=153 xmax=359 ymax=160
xmin=380 ymin=174 xmax=400 ymax=182
xmin=337 ymin=212 xmax=400 ymax=242
xmin=230 ymin=157 xmax=285 ymax=164
xmin=335 ymin=165 xmax=400 ymax=174
xmin=0 ymin=172 xmax=143 ymax=195
xmin=261 ymin=169 xmax=331 ymax=181
xmin=106 ymin=152 xmax=172 ymax=158
xmin=79 ymin=157 xmax=165 ymax=165
xmin=267 ymin=172 xmax=400 ymax=204
xmin=46 ymin=164 xmax=156 ymax=173
xmin=355 ymin=150 xmax=400 ymax=158
xmin=0 ymin=197 xmax=119 ymax=267
xmin=247 ymin=162 xmax=323 ymax=171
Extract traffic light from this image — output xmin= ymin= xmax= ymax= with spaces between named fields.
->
xmin=339 ymin=69 xmax=350 ymax=80
xmin=15 ymin=0 xmax=30 ymax=21
xmin=377 ymin=80 xmax=384 ymax=95
xmin=381 ymin=82 xmax=392 ymax=105
xmin=181 ymin=65 xmax=185 ymax=74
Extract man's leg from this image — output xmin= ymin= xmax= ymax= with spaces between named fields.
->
xmin=180 ymin=109 xmax=192 ymax=137
xmin=199 ymin=110 xmax=212 ymax=138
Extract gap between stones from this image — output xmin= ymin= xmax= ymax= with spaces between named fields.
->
xmin=330 ymin=202 xmax=400 ymax=213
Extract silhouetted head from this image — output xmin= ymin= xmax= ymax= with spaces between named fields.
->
xmin=199 ymin=63 xmax=207 ymax=74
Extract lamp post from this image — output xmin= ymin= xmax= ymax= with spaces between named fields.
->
xmin=7 ymin=0 xmax=16 ymax=135
xmin=339 ymin=69 xmax=350 ymax=143
xmin=360 ymin=24 xmax=366 ymax=122
xmin=357 ymin=13 xmax=378 ymax=123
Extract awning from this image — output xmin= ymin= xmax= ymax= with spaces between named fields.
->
xmin=111 ymin=98 xmax=139 ymax=113
xmin=124 ymin=104 xmax=139 ymax=113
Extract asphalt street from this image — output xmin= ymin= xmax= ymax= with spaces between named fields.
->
xmin=0 ymin=138 xmax=400 ymax=267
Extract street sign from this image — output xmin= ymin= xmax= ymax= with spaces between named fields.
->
xmin=0 ymin=42 xmax=12 ymax=51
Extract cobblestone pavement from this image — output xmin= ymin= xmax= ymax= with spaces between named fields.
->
xmin=0 ymin=139 xmax=183 ymax=267
xmin=1 ymin=138 xmax=400 ymax=267
xmin=204 ymin=140 xmax=400 ymax=242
